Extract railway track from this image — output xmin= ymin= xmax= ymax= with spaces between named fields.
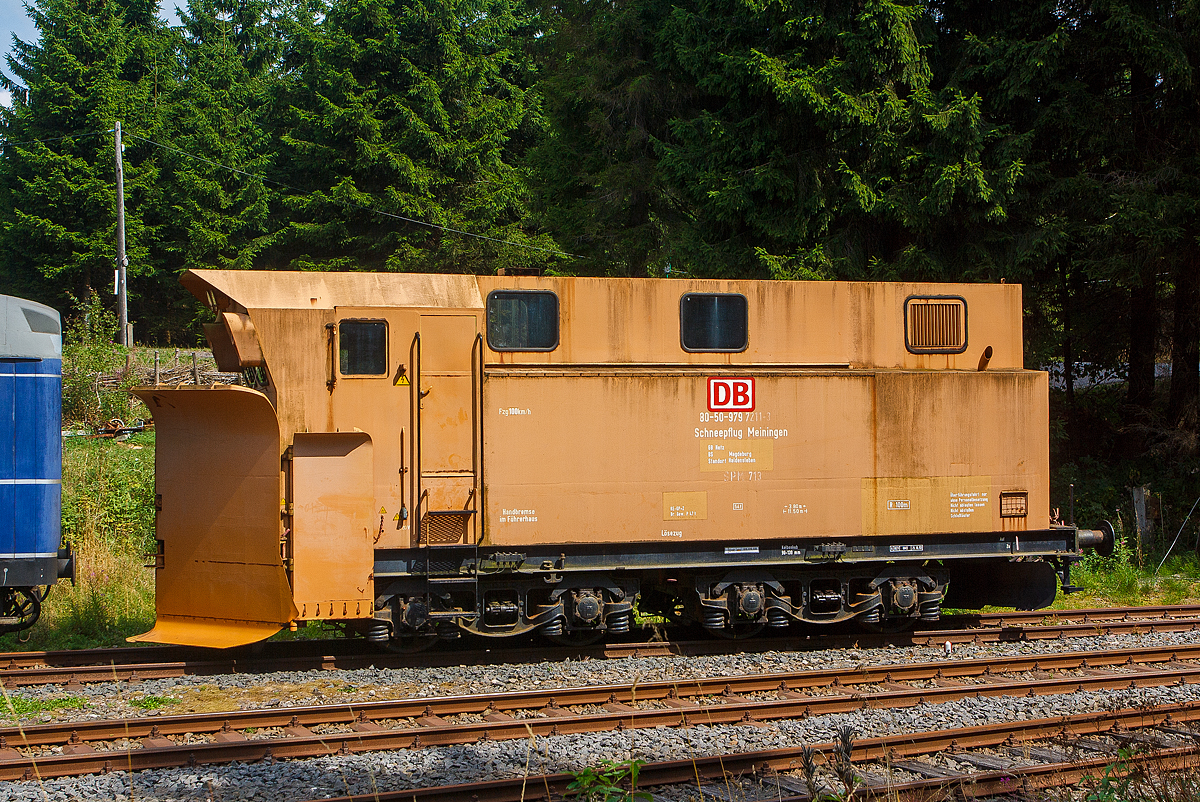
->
xmin=301 ymin=700 xmax=1200 ymax=802
xmin=2 ymin=641 xmax=1200 ymax=781
xmin=1 ymin=604 xmax=1198 ymax=688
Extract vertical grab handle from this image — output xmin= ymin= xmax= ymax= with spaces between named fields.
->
xmin=411 ymin=331 xmax=422 ymax=544
xmin=325 ymin=323 xmax=336 ymax=391
xmin=473 ymin=331 xmax=484 ymax=545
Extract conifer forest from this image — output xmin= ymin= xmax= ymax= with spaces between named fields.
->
xmin=2 ymin=0 xmax=1200 ymax=523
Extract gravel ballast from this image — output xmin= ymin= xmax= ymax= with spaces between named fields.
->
xmin=2 ymin=628 xmax=1198 ymax=801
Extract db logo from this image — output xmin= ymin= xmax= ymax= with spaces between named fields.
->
xmin=708 ymin=377 xmax=755 ymax=411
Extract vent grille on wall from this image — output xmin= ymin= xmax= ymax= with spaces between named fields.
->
xmin=906 ymin=297 xmax=967 ymax=353
xmin=1000 ymin=491 xmax=1029 ymax=518
xmin=421 ymin=511 xmax=473 ymax=544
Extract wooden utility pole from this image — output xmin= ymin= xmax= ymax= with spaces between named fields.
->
xmin=115 ymin=121 xmax=129 ymax=346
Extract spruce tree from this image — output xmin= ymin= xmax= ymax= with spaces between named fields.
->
xmin=530 ymin=0 xmax=1019 ymax=279
xmin=0 ymin=0 xmax=174 ymax=328
xmin=525 ymin=0 xmax=684 ymax=276
xmin=935 ymin=0 xmax=1200 ymax=444
xmin=266 ymin=0 xmax=557 ymax=273
xmin=163 ymin=0 xmax=280 ymax=274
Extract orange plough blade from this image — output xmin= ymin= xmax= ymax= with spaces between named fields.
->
xmin=129 ymin=385 xmax=297 ymax=648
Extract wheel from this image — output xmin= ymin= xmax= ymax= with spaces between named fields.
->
xmin=0 ymin=588 xmax=41 ymax=634
xmin=857 ymin=616 xmax=916 ymax=634
xmin=706 ymin=622 xmax=765 ymax=640
xmin=382 ymin=596 xmax=446 ymax=652
xmin=544 ymin=629 xmax=606 ymax=647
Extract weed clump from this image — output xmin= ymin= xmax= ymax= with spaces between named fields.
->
xmin=61 ymin=291 xmax=142 ymax=427
xmin=0 ymin=695 xmax=87 ymax=719
xmin=1065 ymin=518 xmax=1200 ymax=608
xmin=131 ymin=695 xmax=180 ymax=710
xmin=1074 ymin=528 xmax=1146 ymax=606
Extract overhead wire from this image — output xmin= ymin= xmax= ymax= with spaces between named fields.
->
xmin=0 ymin=128 xmax=113 ymax=148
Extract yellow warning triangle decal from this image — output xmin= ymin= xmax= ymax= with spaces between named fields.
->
xmin=395 ymin=375 xmax=410 ymax=386
xmin=379 ymin=506 xmax=387 ymax=515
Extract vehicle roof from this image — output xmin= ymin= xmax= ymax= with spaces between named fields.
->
xmin=182 ymin=270 xmax=485 ymax=311
xmin=0 ymin=295 xmax=61 ymax=360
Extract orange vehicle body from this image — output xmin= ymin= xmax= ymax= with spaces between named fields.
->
xmin=132 ymin=271 xmax=1097 ymax=649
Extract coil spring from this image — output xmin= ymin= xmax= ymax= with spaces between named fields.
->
xmin=766 ymin=607 xmax=790 ymax=628
xmin=918 ymin=594 xmax=941 ymax=621
xmin=606 ymin=610 xmax=632 ymax=634
xmin=364 ymin=620 xmax=391 ymax=644
xmin=860 ymin=606 xmax=882 ymax=624
xmin=541 ymin=617 xmax=565 ymax=636
xmin=701 ymin=607 xmax=726 ymax=630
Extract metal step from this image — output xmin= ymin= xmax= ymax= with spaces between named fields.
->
xmin=428 ymin=576 xmax=476 ymax=585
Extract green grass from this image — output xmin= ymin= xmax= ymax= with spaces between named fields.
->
xmin=266 ymin=621 xmax=343 ymax=642
xmin=130 ymin=695 xmax=179 ymax=710
xmin=1048 ymin=524 xmax=1200 ymax=610
xmin=0 ymin=432 xmax=157 ymax=652
xmin=0 ymin=694 xmax=88 ymax=718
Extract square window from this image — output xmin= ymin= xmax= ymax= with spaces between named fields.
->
xmin=487 ymin=291 xmax=559 ymax=351
xmin=339 ymin=320 xmax=388 ymax=375
xmin=680 ymin=293 xmax=748 ymax=352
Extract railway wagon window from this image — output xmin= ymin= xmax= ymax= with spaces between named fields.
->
xmin=487 ymin=291 xmax=559 ymax=351
xmin=680 ymin=293 xmax=748 ymax=352
xmin=339 ymin=320 xmax=388 ymax=375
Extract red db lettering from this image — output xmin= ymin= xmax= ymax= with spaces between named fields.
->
xmin=732 ymin=381 xmax=750 ymax=407
xmin=707 ymin=377 xmax=755 ymax=411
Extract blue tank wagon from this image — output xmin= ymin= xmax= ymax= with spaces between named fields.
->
xmin=0 ymin=295 xmax=74 ymax=633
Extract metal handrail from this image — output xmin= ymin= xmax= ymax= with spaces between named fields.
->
xmin=474 ymin=331 xmax=484 ymax=546
xmin=411 ymin=331 xmax=422 ymax=545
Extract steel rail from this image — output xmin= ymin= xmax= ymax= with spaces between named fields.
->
xmin=5 ymin=640 xmax=1200 ymax=748
xmin=845 ymin=746 xmax=1200 ymax=802
xmin=601 ymin=616 xmax=1200 ymax=659
xmin=301 ymin=700 xmax=1200 ymax=801
xmin=2 ymin=605 xmax=1200 ymax=687
xmin=1 ymin=603 xmax=1194 ymax=669
xmin=3 ymin=643 xmax=1200 ymax=779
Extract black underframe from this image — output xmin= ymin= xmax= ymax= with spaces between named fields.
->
xmin=374 ymin=528 xmax=1077 ymax=582
xmin=0 ymin=557 xmax=60 ymax=587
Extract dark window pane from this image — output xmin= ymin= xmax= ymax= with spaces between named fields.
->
xmin=339 ymin=320 xmax=387 ymax=375
xmin=680 ymin=294 xmax=748 ymax=351
xmin=21 ymin=308 xmax=59 ymax=335
xmin=487 ymin=292 xmax=559 ymax=351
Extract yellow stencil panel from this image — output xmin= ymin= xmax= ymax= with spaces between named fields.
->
xmin=663 ymin=491 xmax=708 ymax=521
xmin=699 ymin=439 xmax=774 ymax=472
xmin=862 ymin=476 xmax=993 ymax=536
